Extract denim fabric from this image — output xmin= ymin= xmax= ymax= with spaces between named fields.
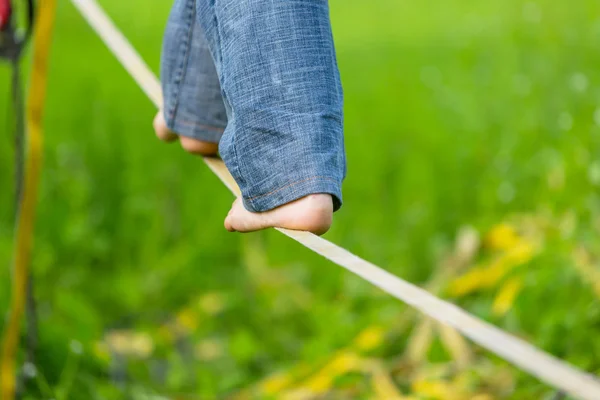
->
xmin=161 ymin=0 xmax=346 ymax=212
xmin=161 ymin=0 xmax=227 ymax=143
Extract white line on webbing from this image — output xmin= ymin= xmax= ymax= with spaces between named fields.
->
xmin=69 ymin=0 xmax=600 ymax=398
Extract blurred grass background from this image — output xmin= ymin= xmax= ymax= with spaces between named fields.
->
xmin=1 ymin=0 xmax=600 ymax=398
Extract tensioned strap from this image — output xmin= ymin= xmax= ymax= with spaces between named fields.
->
xmin=69 ymin=0 xmax=600 ymax=398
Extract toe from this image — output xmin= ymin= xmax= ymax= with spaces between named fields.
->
xmin=222 ymin=199 xmax=267 ymax=233
xmin=153 ymin=112 xmax=178 ymax=143
xmin=224 ymin=215 xmax=236 ymax=232
xmin=224 ymin=201 xmax=239 ymax=232
xmin=180 ymin=136 xmax=219 ymax=156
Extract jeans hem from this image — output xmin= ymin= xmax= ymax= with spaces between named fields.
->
xmin=243 ymin=176 xmax=342 ymax=213
xmin=166 ymin=110 xmax=224 ymax=144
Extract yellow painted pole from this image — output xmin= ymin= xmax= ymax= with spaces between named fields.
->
xmin=1 ymin=0 xmax=57 ymax=398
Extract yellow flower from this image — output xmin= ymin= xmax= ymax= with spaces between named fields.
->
xmin=304 ymin=374 xmax=332 ymax=394
xmin=260 ymin=373 xmax=294 ymax=395
xmin=328 ymin=351 xmax=361 ymax=375
xmin=354 ymin=325 xmax=385 ymax=351
xmin=412 ymin=379 xmax=459 ymax=400
xmin=449 ymin=240 xmax=535 ymax=298
xmin=485 ymin=224 xmax=520 ymax=251
xmin=492 ymin=277 xmax=524 ymax=316
xmin=448 ymin=266 xmax=488 ymax=297
xmin=291 ymin=351 xmax=361 ymax=396
xmin=504 ymin=242 xmax=535 ymax=264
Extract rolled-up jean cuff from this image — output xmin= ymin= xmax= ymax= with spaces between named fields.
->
xmin=165 ymin=110 xmax=224 ymax=144
xmin=243 ymin=176 xmax=342 ymax=213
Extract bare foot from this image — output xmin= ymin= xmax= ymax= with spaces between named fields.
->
xmin=153 ymin=111 xmax=219 ymax=156
xmin=153 ymin=111 xmax=179 ymax=142
xmin=224 ymin=194 xmax=334 ymax=235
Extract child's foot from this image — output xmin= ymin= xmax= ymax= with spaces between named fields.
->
xmin=154 ymin=111 xmax=334 ymax=235
xmin=153 ymin=111 xmax=219 ymax=156
xmin=224 ymin=194 xmax=333 ymax=235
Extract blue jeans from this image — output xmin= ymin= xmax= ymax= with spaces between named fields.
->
xmin=160 ymin=0 xmax=346 ymax=212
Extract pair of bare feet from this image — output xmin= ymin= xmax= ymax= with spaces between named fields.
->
xmin=153 ymin=112 xmax=334 ymax=235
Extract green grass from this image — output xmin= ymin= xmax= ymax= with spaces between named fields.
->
xmin=1 ymin=0 xmax=600 ymax=398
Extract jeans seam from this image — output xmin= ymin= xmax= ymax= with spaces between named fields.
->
xmin=246 ymin=176 xmax=337 ymax=202
xmin=168 ymin=0 xmax=196 ymax=122
xmin=212 ymin=6 xmax=247 ymax=188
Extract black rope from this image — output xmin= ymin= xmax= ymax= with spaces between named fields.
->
xmin=2 ymin=2 xmax=37 ymax=397
xmin=13 ymin=60 xmax=38 ymax=400
xmin=24 ymin=0 xmax=34 ymax=38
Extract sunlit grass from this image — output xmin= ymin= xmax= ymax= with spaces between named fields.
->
xmin=1 ymin=0 xmax=599 ymax=398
